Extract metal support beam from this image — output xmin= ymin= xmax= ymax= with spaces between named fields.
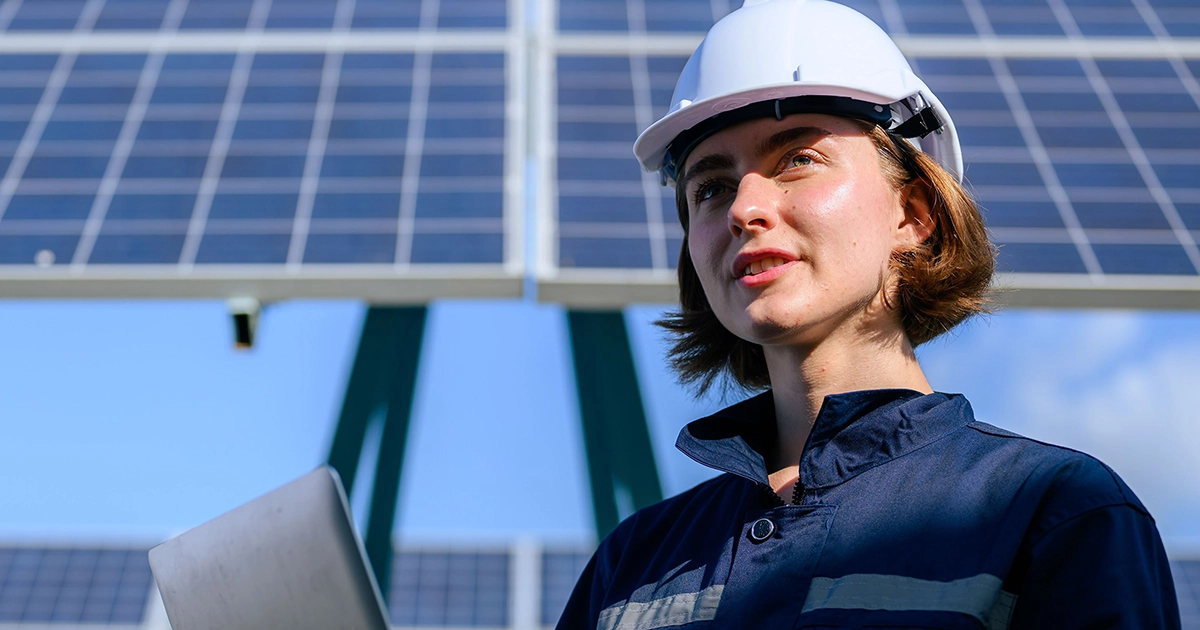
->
xmin=326 ymin=305 xmax=427 ymax=594
xmin=566 ymin=310 xmax=663 ymax=539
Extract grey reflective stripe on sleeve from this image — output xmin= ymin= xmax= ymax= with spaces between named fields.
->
xmin=597 ymin=584 xmax=723 ymax=630
xmin=803 ymin=573 xmax=1018 ymax=630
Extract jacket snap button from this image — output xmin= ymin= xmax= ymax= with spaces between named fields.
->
xmin=749 ymin=517 xmax=775 ymax=542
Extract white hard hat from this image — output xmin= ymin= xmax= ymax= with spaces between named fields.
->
xmin=633 ymin=0 xmax=962 ymax=185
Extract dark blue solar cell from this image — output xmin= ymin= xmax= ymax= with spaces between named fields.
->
xmin=1151 ymin=164 xmax=1200 ymax=188
xmin=904 ymin=20 xmax=977 ymax=35
xmin=320 ymin=154 xmax=405 ymax=178
xmin=560 ymin=237 xmax=651 ymax=268
xmin=1055 ymin=162 xmax=1144 ymax=187
xmin=162 ymin=54 xmax=237 ymax=71
xmin=0 ymin=87 xmax=46 ymax=105
xmin=179 ymin=15 xmax=250 ymax=29
xmin=209 ymin=193 xmax=299 ymax=219
xmin=58 ymin=86 xmax=137 ymax=105
xmin=560 ymin=195 xmax=647 ymax=223
xmin=336 ymin=84 xmax=412 ymax=103
xmin=88 ymin=234 xmax=185 ymax=264
xmin=1132 ymin=126 xmax=1200 ymax=149
xmin=221 ymin=155 xmax=306 ymax=178
xmin=965 ymin=162 xmax=1043 ymax=186
xmin=1075 ymin=202 xmax=1170 ymax=229
xmin=995 ymin=242 xmax=1088 ymax=273
xmin=956 ymin=125 xmax=1025 ymax=147
xmin=438 ymin=14 xmax=507 ymax=28
xmin=424 ymin=117 xmax=504 ymax=139
xmin=24 ymin=155 xmax=111 ymax=179
xmin=557 ymin=57 xmax=629 ymax=73
xmin=252 ymin=54 xmax=325 ymax=71
xmin=303 ymin=232 xmax=395 ymax=263
xmin=989 ymin=21 xmax=1064 ymax=37
xmin=73 ymin=54 xmax=146 ymax=71
xmin=94 ymin=15 xmax=166 ymax=30
xmin=414 ymin=191 xmax=502 ymax=218
xmin=196 ymin=233 xmax=291 ymax=263
xmin=233 ymin=119 xmax=313 ymax=140
xmin=8 ymin=16 xmax=80 ymax=30
xmin=0 ymin=55 xmax=58 ymax=71
xmin=647 ymin=57 xmax=687 ymax=74
xmin=934 ymin=91 xmax=1009 ymax=111
xmin=342 ymin=54 xmax=415 ymax=70
xmin=559 ymin=121 xmax=639 ymax=143
xmin=1095 ymin=59 xmax=1176 ymax=78
xmin=1094 ymin=243 xmax=1197 ymax=275
xmin=428 ymin=85 xmax=505 ymax=103
xmin=1112 ymin=92 xmax=1198 ymax=113
xmin=327 ymin=118 xmax=408 ymax=139
xmin=41 ymin=119 xmax=124 ymax=141
xmin=410 ymin=232 xmax=503 ymax=263
xmin=242 ymin=85 xmax=320 ymax=104
xmin=980 ymin=201 xmax=1063 ymax=228
xmin=646 ymin=16 xmax=715 ymax=32
xmin=558 ymin=157 xmax=641 ymax=181
xmin=1037 ymin=125 xmax=1123 ymax=148
xmin=151 ymin=85 xmax=229 ymax=104
xmin=1076 ymin=20 xmax=1153 ymax=36
xmin=1007 ymin=59 xmax=1086 ymax=77
xmin=4 ymin=194 xmax=94 ymax=220
xmin=422 ymin=153 xmax=503 ymax=177
xmin=559 ymin=87 xmax=634 ymax=107
xmin=123 ymin=155 xmax=208 ymax=178
xmin=266 ymin=15 xmax=335 ymax=28
xmin=1022 ymin=91 xmax=1105 ymax=112
xmin=559 ymin=16 xmax=629 ymax=30
xmin=108 ymin=194 xmax=196 ymax=220
xmin=312 ymin=192 xmax=401 ymax=218
xmin=137 ymin=118 xmax=219 ymax=140
xmin=1175 ymin=203 xmax=1200 ymax=229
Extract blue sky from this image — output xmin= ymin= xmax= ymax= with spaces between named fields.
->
xmin=1 ymin=299 xmax=1198 ymax=557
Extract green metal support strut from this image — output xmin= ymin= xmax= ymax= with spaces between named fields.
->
xmin=326 ymin=305 xmax=427 ymax=594
xmin=567 ymin=310 xmax=664 ymax=539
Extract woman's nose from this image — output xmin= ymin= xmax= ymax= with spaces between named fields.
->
xmin=728 ymin=174 xmax=777 ymax=238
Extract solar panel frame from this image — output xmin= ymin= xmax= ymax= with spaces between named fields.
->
xmin=0 ymin=0 xmax=528 ymax=303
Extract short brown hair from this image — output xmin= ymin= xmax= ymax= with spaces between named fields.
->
xmin=657 ymin=124 xmax=996 ymax=394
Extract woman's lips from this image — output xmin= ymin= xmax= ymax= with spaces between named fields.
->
xmin=737 ymin=259 xmax=799 ymax=287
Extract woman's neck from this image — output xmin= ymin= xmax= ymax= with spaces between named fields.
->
xmin=762 ymin=325 xmax=932 ymax=473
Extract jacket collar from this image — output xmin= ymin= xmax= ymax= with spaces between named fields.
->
xmin=676 ymin=389 xmax=975 ymax=489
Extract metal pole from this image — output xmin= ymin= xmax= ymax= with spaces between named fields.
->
xmin=566 ymin=310 xmax=664 ymax=539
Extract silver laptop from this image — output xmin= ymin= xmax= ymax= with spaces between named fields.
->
xmin=148 ymin=466 xmax=391 ymax=630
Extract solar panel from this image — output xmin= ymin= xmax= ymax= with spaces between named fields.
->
xmin=540 ymin=549 xmax=592 ymax=626
xmin=387 ymin=549 xmax=509 ymax=627
xmin=536 ymin=0 xmax=1200 ymax=308
xmin=0 ymin=546 xmax=152 ymax=624
xmin=0 ymin=0 xmax=524 ymax=301
xmin=1175 ymin=560 xmax=1200 ymax=629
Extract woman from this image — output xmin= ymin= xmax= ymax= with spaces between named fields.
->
xmin=557 ymin=0 xmax=1180 ymax=628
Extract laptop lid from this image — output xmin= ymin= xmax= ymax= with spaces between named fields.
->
xmin=148 ymin=466 xmax=390 ymax=630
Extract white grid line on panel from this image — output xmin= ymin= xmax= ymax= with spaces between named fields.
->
xmin=534 ymin=0 xmax=559 ymax=279
xmin=962 ymin=0 xmax=1103 ymax=278
xmin=877 ymin=0 xmax=909 ymax=37
xmin=1049 ymin=0 xmax=1200 ymax=274
xmin=394 ymin=0 xmax=441 ymax=269
xmin=0 ymin=30 xmax=513 ymax=54
xmin=0 ymin=0 xmax=22 ymax=32
xmin=283 ymin=0 xmax=356 ymax=270
xmin=177 ymin=0 xmax=271 ymax=268
xmin=503 ymin=0 xmax=526 ymax=278
xmin=0 ymin=0 xmax=106 ymax=228
xmin=70 ymin=0 xmax=183 ymax=269
xmin=626 ymin=0 xmax=667 ymax=271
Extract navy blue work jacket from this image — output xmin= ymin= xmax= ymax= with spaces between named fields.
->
xmin=557 ymin=389 xmax=1180 ymax=629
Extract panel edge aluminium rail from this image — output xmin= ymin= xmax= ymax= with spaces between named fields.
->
xmin=0 ymin=265 xmax=523 ymax=302
xmin=538 ymin=270 xmax=1200 ymax=310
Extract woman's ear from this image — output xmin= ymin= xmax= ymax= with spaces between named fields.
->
xmin=897 ymin=178 xmax=936 ymax=246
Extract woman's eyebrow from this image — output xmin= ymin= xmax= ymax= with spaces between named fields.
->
xmin=755 ymin=125 xmax=832 ymax=160
xmin=679 ymin=152 xmax=736 ymax=192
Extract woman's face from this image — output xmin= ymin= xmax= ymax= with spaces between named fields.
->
xmin=680 ymin=113 xmax=928 ymax=349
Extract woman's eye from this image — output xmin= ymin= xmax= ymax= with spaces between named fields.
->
xmin=789 ymin=154 xmax=813 ymax=168
xmin=695 ymin=182 xmax=729 ymax=203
